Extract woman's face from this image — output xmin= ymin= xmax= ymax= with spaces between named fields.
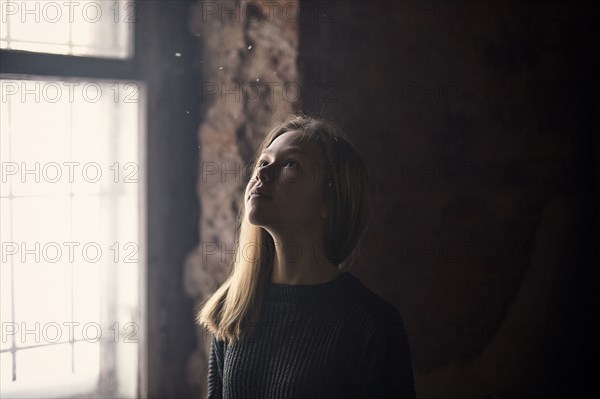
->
xmin=245 ymin=130 xmax=327 ymax=231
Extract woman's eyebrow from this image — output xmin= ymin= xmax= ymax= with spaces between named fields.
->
xmin=261 ymin=147 xmax=313 ymax=160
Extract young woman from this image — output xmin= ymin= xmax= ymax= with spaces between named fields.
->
xmin=197 ymin=113 xmax=417 ymax=398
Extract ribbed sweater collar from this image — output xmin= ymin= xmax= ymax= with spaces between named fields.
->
xmin=265 ymin=271 xmax=355 ymax=302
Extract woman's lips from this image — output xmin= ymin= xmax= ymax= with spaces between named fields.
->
xmin=249 ymin=187 xmax=272 ymax=200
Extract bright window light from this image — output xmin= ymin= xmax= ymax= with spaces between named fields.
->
xmin=0 ymin=77 xmax=145 ymax=398
xmin=0 ymin=0 xmax=135 ymax=58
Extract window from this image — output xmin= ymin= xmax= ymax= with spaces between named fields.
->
xmin=1 ymin=0 xmax=134 ymax=58
xmin=0 ymin=1 xmax=145 ymax=398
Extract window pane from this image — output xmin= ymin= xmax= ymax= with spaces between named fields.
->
xmin=17 ymin=343 xmax=72 ymax=382
xmin=1 ymin=77 xmax=143 ymax=398
xmin=0 ymin=198 xmax=13 ymax=351
xmin=0 ymin=0 xmax=134 ymax=58
xmin=0 ymin=99 xmax=9 ymax=197
xmin=12 ymin=197 xmax=72 ymax=347
xmin=1 ymin=344 xmax=98 ymax=398
xmin=0 ymin=353 xmax=14 ymax=384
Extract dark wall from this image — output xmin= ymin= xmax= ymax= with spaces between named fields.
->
xmin=299 ymin=1 xmax=596 ymax=398
xmin=137 ymin=1 xmax=200 ymax=398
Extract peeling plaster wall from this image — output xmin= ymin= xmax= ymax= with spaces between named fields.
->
xmin=183 ymin=1 xmax=300 ymax=397
xmin=179 ymin=1 xmax=595 ymax=398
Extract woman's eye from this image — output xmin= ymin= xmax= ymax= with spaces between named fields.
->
xmin=256 ymin=158 xmax=298 ymax=169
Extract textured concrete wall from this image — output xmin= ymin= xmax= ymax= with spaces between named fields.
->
xmin=180 ymin=0 xmax=596 ymax=398
xmin=298 ymin=1 xmax=595 ymax=398
xmin=183 ymin=1 xmax=300 ymax=397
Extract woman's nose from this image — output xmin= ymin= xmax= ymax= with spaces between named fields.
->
xmin=256 ymin=164 xmax=272 ymax=182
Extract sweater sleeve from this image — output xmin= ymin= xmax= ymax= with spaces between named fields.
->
xmin=361 ymin=308 xmax=417 ymax=399
xmin=207 ymin=335 xmax=225 ymax=399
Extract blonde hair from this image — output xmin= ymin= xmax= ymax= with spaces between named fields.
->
xmin=196 ymin=112 xmax=374 ymax=344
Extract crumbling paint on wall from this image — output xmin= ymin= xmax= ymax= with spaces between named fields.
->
xmin=183 ymin=1 xmax=300 ymax=397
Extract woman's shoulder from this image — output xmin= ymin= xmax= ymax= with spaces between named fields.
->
xmin=343 ymin=272 xmax=407 ymax=330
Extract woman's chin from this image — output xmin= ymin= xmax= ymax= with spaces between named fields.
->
xmin=247 ymin=212 xmax=270 ymax=227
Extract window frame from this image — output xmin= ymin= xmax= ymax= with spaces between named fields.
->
xmin=0 ymin=1 xmax=147 ymax=397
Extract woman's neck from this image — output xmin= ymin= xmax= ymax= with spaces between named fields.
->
xmin=267 ymin=229 xmax=341 ymax=285
xmin=271 ymin=259 xmax=342 ymax=285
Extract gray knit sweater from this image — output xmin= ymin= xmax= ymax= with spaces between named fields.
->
xmin=206 ymin=271 xmax=417 ymax=398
